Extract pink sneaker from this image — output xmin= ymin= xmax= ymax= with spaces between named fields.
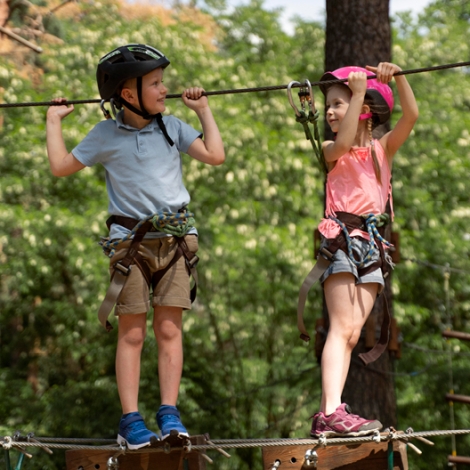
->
xmin=310 ymin=403 xmax=382 ymax=437
xmin=309 ymin=412 xmax=322 ymax=437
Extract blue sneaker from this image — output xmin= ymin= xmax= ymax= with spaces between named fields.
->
xmin=117 ymin=412 xmax=159 ymax=449
xmin=156 ymin=405 xmax=189 ymax=440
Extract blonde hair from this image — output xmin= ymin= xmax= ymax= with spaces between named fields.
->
xmin=368 ymin=118 xmax=381 ymax=184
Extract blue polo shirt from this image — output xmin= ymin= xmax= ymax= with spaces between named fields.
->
xmin=72 ymin=111 xmax=201 ymax=239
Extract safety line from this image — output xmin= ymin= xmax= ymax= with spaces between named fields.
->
xmin=0 ymin=60 xmax=469 ymax=109
xmin=2 ymin=428 xmax=470 ymax=452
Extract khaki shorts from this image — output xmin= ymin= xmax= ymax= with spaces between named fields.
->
xmin=108 ymin=235 xmax=198 ymax=315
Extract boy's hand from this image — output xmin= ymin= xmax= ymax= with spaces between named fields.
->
xmin=366 ymin=63 xmax=401 ymax=83
xmin=182 ymin=87 xmax=208 ymax=111
xmin=47 ymin=97 xmax=74 ymax=120
xmin=347 ymin=71 xmax=367 ymax=97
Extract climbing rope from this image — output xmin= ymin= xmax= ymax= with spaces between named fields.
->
xmin=1 ymin=61 xmax=470 ymax=109
xmin=287 ymin=79 xmax=327 ymax=174
xmin=100 ymin=210 xmax=195 ymax=257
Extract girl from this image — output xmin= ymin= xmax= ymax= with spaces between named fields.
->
xmin=310 ymin=62 xmax=418 ymax=437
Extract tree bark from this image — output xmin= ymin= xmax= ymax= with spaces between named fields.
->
xmin=321 ymin=0 xmax=398 ymax=428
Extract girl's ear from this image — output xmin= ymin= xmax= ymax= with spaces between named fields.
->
xmin=362 ymin=104 xmax=371 ymax=114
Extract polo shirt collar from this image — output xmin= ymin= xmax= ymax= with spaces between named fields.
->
xmin=115 ymin=110 xmax=159 ymax=132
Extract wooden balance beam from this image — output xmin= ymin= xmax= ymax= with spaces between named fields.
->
xmin=445 ymin=393 xmax=470 ymax=405
xmin=442 ymin=330 xmax=470 ymax=342
xmin=448 ymin=455 xmax=470 ymax=465
xmin=262 ymin=439 xmax=408 ymax=470
xmin=65 ymin=434 xmax=208 ymax=470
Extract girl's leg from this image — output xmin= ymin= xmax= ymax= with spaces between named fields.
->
xmin=337 ymin=282 xmax=378 ymax=393
xmin=153 ymin=306 xmax=184 ymax=405
xmin=321 ymin=273 xmax=378 ymax=416
xmin=116 ymin=312 xmax=147 ymax=414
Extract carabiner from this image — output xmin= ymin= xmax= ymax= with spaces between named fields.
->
xmin=287 ymin=81 xmax=302 ymax=117
xmin=100 ymin=100 xmax=112 ymax=120
xmin=298 ymin=79 xmax=316 ymax=115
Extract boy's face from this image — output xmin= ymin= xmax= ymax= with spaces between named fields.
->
xmin=122 ymin=67 xmax=167 ymax=115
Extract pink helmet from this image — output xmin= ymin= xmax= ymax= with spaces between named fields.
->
xmin=319 ymin=66 xmax=394 ymax=124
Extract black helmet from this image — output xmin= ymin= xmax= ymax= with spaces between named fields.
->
xmin=97 ymin=44 xmax=170 ymax=100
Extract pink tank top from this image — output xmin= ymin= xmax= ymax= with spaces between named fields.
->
xmin=318 ymin=140 xmax=393 ymax=240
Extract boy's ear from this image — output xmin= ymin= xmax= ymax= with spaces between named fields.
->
xmin=120 ymin=87 xmax=135 ymax=103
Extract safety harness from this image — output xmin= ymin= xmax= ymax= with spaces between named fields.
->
xmin=97 ymin=210 xmax=199 ymax=331
xmin=287 ymin=80 xmax=394 ymax=365
xmin=297 ymin=211 xmax=393 ymax=365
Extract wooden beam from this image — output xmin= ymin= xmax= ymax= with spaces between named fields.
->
xmin=0 ymin=25 xmax=42 ymax=53
xmin=445 ymin=393 xmax=470 ymax=405
xmin=442 ymin=330 xmax=470 ymax=342
xmin=65 ymin=434 xmax=208 ymax=470
xmin=448 ymin=455 xmax=470 ymax=465
xmin=262 ymin=439 xmax=408 ymax=469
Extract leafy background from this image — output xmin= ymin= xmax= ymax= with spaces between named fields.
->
xmin=0 ymin=0 xmax=469 ymax=468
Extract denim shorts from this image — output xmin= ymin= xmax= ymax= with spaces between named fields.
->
xmin=319 ymin=236 xmax=385 ymax=291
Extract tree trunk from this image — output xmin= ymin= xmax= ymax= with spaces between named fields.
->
xmin=321 ymin=0 xmax=398 ymax=428
xmin=0 ymin=0 xmax=8 ymax=28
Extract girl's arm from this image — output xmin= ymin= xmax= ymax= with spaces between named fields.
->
xmin=367 ymin=63 xmax=419 ymax=166
xmin=322 ymin=72 xmax=367 ymax=165
xmin=46 ymin=98 xmax=86 ymax=176
xmin=183 ymin=87 xmax=225 ymax=166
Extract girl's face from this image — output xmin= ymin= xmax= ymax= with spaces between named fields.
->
xmin=325 ymin=85 xmax=351 ymax=133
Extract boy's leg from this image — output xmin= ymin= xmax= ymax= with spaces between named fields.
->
xmin=116 ymin=313 xmax=147 ymax=413
xmin=153 ymin=306 xmax=183 ymax=405
xmin=116 ymin=312 xmax=159 ymax=448
xmin=153 ymin=305 xmax=189 ymax=438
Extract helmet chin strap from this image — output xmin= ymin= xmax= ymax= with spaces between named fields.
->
xmin=119 ymin=76 xmax=174 ymax=146
xmin=359 ymin=112 xmax=373 ymax=121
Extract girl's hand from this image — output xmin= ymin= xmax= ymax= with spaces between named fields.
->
xmin=366 ymin=63 xmax=402 ymax=83
xmin=47 ymin=98 xmax=74 ymax=120
xmin=182 ymin=87 xmax=208 ymax=111
xmin=347 ymin=71 xmax=367 ymax=97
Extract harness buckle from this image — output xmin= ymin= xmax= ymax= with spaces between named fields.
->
xmin=114 ymin=261 xmax=132 ymax=276
xmin=186 ymin=255 xmax=199 ymax=269
xmin=319 ymin=247 xmax=334 ymax=261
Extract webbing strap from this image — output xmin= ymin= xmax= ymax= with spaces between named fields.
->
xmin=358 ymin=296 xmax=391 ymax=365
xmin=98 ymin=229 xmax=198 ymax=331
xmin=98 ymin=221 xmax=152 ymax=331
xmin=297 ymin=254 xmax=332 ymax=342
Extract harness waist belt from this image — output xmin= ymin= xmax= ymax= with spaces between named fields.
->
xmin=98 ymin=216 xmax=198 ymax=331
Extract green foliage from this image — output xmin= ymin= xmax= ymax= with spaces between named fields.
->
xmin=0 ymin=0 xmax=470 ymax=469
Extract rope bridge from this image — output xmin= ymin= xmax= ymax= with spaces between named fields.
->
xmin=2 ymin=428 xmax=470 ymax=469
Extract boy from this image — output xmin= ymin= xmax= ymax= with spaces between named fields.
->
xmin=46 ymin=44 xmax=225 ymax=449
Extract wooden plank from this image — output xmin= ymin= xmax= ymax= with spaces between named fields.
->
xmin=448 ymin=455 xmax=470 ymax=465
xmin=442 ymin=330 xmax=470 ymax=342
xmin=445 ymin=393 xmax=470 ymax=405
xmin=262 ymin=440 xmax=408 ymax=470
xmin=66 ymin=434 xmax=207 ymax=470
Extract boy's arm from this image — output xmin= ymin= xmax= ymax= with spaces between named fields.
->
xmin=46 ymin=99 xmax=86 ymax=177
xmin=182 ymin=88 xmax=225 ymax=166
